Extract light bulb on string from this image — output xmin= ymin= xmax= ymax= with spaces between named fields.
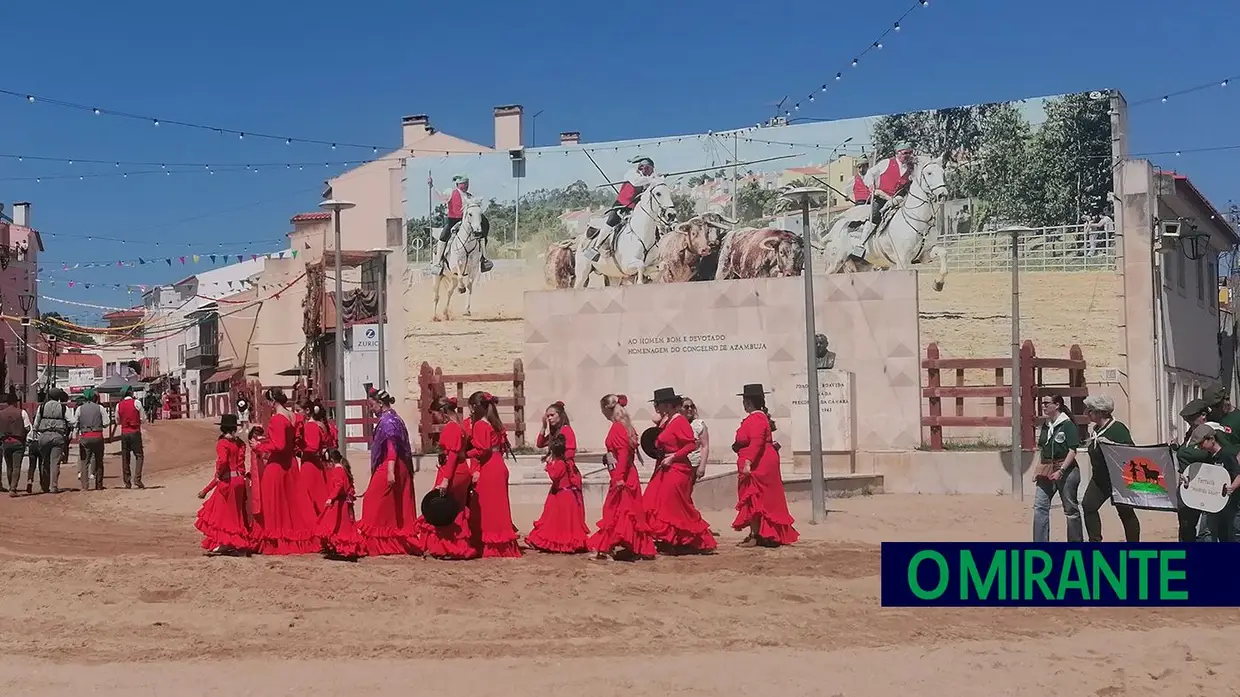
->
xmin=894 ymin=22 xmax=901 ymax=30
xmin=851 ymin=59 xmax=858 ymax=67
xmin=93 ymin=108 xmax=100 ymax=115
xmin=820 ymin=84 xmax=827 ymax=92
xmin=1224 ymin=79 xmax=1230 ymax=87
xmin=874 ymin=42 xmax=882 ymax=49
xmin=286 ymin=138 xmax=292 ymax=145
xmin=25 ymin=95 xmax=33 ymax=103
xmin=239 ymin=132 xmax=245 ymax=139
xmin=153 ymin=119 xmax=159 ymax=126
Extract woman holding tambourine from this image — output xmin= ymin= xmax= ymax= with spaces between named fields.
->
xmin=644 ymin=387 xmax=716 ymax=554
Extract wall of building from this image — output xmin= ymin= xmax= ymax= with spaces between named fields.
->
xmin=251 ymin=258 xmax=306 ymax=388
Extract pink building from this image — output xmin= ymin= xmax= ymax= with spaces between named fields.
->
xmin=0 ymin=202 xmax=42 ymax=398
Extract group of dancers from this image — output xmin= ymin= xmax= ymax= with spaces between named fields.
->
xmin=193 ymin=382 xmax=799 ymax=560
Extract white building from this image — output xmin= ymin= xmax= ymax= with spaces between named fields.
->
xmin=141 ymin=255 xmax=281 ymax=416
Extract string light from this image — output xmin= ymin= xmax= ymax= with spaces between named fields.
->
xmin=1129 ymin=72 xmax=1240 ymax=107
xmin=0 ymin=87 xmax=390 ymax=152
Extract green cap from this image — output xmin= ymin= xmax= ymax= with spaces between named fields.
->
xmin=82 ymin=387 xmax=95 ymax=400
xmin=1203 ymin=383 xmax=1228 ymax=407
xmin=856 ymin=153 xmax=869 ymax=164
xmin=452 ymin=174 xmax=469 ymax=183
xmin=1181 ymin=398 xmax=1209 ymax=420
xmin=895 ymin=142 xmax=913 ymax=152
xmin=120 ymin=385 xmax=133 ymax=397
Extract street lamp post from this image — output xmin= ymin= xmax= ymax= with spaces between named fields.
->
xmin=319 ymin=199 xmax=356 ymax=454
xmin=45 ymin=334 xmax=60 ymax=391
xmin=369 ymin=248 xmax=393 ymax=394
xmin=780 ymin=185 xmax=831 ymax=524
xmin=18 ymin=293 xmax=32 ymax=401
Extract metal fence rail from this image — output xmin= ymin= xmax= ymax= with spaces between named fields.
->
xmin=939 ymin=223 xmax=1116 ymax=273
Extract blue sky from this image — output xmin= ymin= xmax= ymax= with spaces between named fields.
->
xmin=4 ymin=0 xmax=1239 ymax=316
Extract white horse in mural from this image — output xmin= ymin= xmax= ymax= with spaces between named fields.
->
xmin=573 ymin=178 xmax=678 ymax=287
xmin=431 ymin=197 xmax=484 ymax=321
xmin=820 ymin=154 xmax=952 ymax=291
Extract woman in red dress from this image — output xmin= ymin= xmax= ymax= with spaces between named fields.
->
xmin=525 ymin=432 xmax=590 ymax=553
xmin=467 ymin=391 xmax=522 ymax=558
xmin=647 ymin=387 xmax=717 ymax=553
xmin=358 ymin=389 xmax=423 ymax=556
xmin=195 ymin=414 xmax=256 ymax=555
xmin=417 ymin=396 xmax=478 ymax=559
xmin=251 ymin=389 xmax=318 ymax=554
xmin=315 ymin=448 xmax=365 ymax=560
xmin=588 ymin=393 xmax=656 ymax=560
xmin=732 ymin=384 xmax=799 ymax=547
xmin=536 ymin=401 xmax=577 ymax=470
xmin=300 ymin=403 xmax=332 ymax=518
xmin=246 ymin=425 xmax=266 ymax=523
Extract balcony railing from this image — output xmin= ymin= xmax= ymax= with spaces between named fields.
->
xmin=185 ymin=344 xmax=219 ymax=370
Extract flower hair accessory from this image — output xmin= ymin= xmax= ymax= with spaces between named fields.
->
xmin=617 ymin=394 xmax=628 ymax=407
xmin=442 ymin=396 xmax=459 ymax=409
xmin=552 ymin=400 xmax=565 ymax=409
xmin=482 ymin=392 xmax=495 ymax=404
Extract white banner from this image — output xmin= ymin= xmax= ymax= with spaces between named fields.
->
xmin=1100 ymin=442 xmax=1180 ymax=512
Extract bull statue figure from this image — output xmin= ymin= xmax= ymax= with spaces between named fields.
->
xmin=713 ymin=225 xmax=805 ymax=280
xmin=819 ymin=153 xmax=952 ymax=291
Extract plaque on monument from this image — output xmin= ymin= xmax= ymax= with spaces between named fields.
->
xmin=789 ymin=370 xmax=854 ymax=453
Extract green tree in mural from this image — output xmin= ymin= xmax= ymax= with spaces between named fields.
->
xmin=734 ymin=181 xmax=780 ymax=225
xmin=671 ymin=192 xmax=696 ymax=223
xmin=406 ymin=203 xmax=445 ymax=258
xmin=39 ymin=312 xmax=96 ymax=345
xmin=1026 ymin=92 xmax=1113 ymax=226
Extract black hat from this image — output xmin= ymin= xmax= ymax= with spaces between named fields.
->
xmin=738 ymin=383 xmax=771 ymax=398
xmin=640 ymin=426 xmax=664 ymax=460
xmin=650 ymin=387 xmax=681 ymax=404
xmin=420 ymin=488 xmax=461 ymax=527
xmin=218 ymin=413 xmax=239 ymax=430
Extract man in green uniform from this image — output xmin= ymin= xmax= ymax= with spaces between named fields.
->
xmin=1079 ymin=394 xmax=1139 ymax=542
xmin=1176 ymin=399 xmax=1222 ymax=541
xmin=1032 ymin=394 xmax=1082 ymax=542
xmin=1203 ymin=382 xmax=1240 ymax=446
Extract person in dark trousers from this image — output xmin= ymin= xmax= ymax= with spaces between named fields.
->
xmin=75 ymin=388 xmax=108 ymax=491
xmin=33 ymin=388 xmax=71 ymax=494
xmin=143 ymin=391 xmax=159 ymax=424
xmin=1176 ymin=398 xmax=1232 ymax=541
xmin=1181 ymin=424 xmax=1240 ymax=542
xmin=116 ymin=386 xmax=145 ymax=489
xmin=0 ymin=391 xmax=28 ymax=496
xmin=1079 ymin=394 xmax=1140 ymax=542
xmin=23 ymin=390 xmax=43 ymax=494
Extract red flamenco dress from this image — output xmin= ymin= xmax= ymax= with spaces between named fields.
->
xmin=416 ymin=419 xmax=478 ymax=559
xmin=525 ymin=454 xmax=590 ymax=553
xmin=468 ymin=418 xmax=522 ymax=558
xmin=253 ymin=412 xmax=319 ymax=554
xmin=300 ymin=420 xmax=331 ymax=518
xmin=732 ymin=412 xmax=799 ymax=546
xmin=316 ymin=464 xmax=365 ymax=558
xmin=647 ymin=414 xmax=717 ymax=552
xmin=588 ymin=422 xmax=657 ymax=557
xmin=358 ymin=409 xmax=423 ymax=556
xmin=195 ymin=435 xmax=256 ymax=553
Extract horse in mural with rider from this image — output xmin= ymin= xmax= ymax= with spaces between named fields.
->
xmin=819 ymin=150 xmax=952 ymax=291
xmin=430 ymin=195 xmax=487 ymax=321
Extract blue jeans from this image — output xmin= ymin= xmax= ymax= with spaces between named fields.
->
xmin=1032 ymin=466 xmax=1082 ymax=542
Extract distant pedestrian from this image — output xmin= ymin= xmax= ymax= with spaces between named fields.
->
xmin=116 ymin=386 xmax=145 ymax=489
xmin=0 ymin=391 xmax=28 ymax=496
xmin=74 ymin=388 xmax=108 ymax=491
xmin=22 ymin=391 xmax=42 ymax=494
xmin=33 ymin=388 xmax=72 ymax=494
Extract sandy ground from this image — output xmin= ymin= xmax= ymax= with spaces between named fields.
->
xmin=0 ymin=419 xmax=1237 ymax=696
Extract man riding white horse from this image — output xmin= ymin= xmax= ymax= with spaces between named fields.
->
xmin=428 ymin=174 xmax=493 ymax=275
xmin=850 ymin=144 xmax=916 ymax=263
xmin=582 ymin=156 xmax=656 ymax=263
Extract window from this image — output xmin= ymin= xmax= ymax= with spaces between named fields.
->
xmin=1177 ymin=250 xmax=1186 ymax=290
xmin=1197 ymin=254 xmax=1206 ymax=302
xmin=1210 ymin=257 xmax=1219 ymax=308
xmin=198 ymin=316 xmax=219 ymax=353
xmin=177 ymin=344 xmax=186 ymax=365
xmin=361 ymin=258 xmax=381 ymax=295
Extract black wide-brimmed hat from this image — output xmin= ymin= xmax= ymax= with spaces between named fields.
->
xmin=640 ymin=426 xmax=664 ymax=460
xmin=217 ymin=413 xmax=239 ymax=430
xmin=650 ymin=387 xmax=681 ymax=404
xmin=421 ymin=488 xmax=461 ymax=527
xmin=738 ymin=383 xmax=772 ymax=398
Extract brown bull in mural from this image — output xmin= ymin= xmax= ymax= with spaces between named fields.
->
xmin=714 ymin=227 xmax=804 ymax=280
xmin=652 ymin=213 xmax=731 ymax=283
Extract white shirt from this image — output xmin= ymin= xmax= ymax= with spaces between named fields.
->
xmin=862 ymin=157 xmax=913 ymax=197
xmin=624 ymin=167 xmax=655 ymax=189
xmin=22 ymin=409 xmax=33 ymax=443
xmin=687 ymin=419 xmax=708 ymax=468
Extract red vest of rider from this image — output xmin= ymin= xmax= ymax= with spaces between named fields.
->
xmin=852 ymin=174 xmax=871 ymax=202
xmin=616 ymin=181 xmax=640 ymax=208
xmin=876 ymin=158 xmax=911 ymax=198
xmin=447 ymin=188 xmax=464 ymax=219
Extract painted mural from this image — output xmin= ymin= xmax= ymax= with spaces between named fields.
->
xmin=404 ymin=90 xmax=1115 ymax=290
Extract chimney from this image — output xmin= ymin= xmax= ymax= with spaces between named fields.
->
xmin=559 ymin=131 xmax=581 ymax=146
xmin=402 ymin=115 xmax=431 ymax=147
xmin=12 ymin=202 xmax=30 ymax=227
xmin=494 ymin=105 xmax=524 ymax=152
